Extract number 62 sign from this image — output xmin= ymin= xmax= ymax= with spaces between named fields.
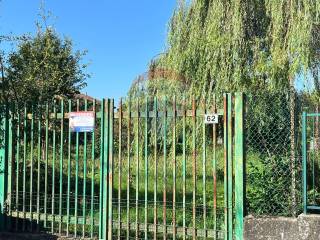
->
xmin=204 ymin=114 xmax=219 ymax=124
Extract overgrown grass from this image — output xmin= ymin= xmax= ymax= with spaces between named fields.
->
xmin=10 ymin=143 xmax=227 ymax=237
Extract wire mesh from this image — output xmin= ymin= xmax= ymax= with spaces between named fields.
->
xmin=245 ymin=91 xmax=316 ymax=217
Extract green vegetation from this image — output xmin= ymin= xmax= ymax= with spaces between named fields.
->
xmin=4 ymin=29 xmax=88 ymax=105
xmin=0 ymin=8 xmax=89 ymax=105
xmin=2 ymin=1 xmax=320 ymax=239
xmin=140 ymin=0 xmax=320 ymax=98
xmin=11 ymin=127 xmax=227 ymax=236
xmin=127 ymin=0 xmax=320 ymax=218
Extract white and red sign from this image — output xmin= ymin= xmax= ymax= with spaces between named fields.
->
xmin=69 ymin=112 xmax=95 ymax=132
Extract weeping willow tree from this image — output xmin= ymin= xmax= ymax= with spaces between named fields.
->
xmin=138 ymin=0 xmax=320 ymax=99
xmin=127 ymin=0 xmax=320 ymax=217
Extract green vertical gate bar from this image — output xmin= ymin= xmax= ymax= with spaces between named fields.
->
xmin=44 ymin=103 xmax=49 ymax=228
xmin=108 ymin=99 xmax=114 ymax=240
xmin=83 ymin=99 xmax=88 ymax=238
xmin=36 ymin=108 xmax=41 ymax=232
xmin=223 ymin=94 xmax=229 ymax=240
xmin=212 ymin=95 xmax=217 ymax=240
xmin=22 ymin=104 xmax=27 ymax=231
xmin=227 ymin=94 xmax=233 ymax=240
xmin=0 ymin=104 xmax=9 ymax=231
xmin=75 ymin=99 xmax=80 ymax=237
xmin=16 ymin=109 xmax=20 ymax=231
xmin=108 ymin=99 xmax=111 ymax=239
xmin=7 ymin=104 xmax=13 ymax=231
xmin=202 ymin=100 xmax=207 ymax=238
xmin=104 ymin=99 xmax=110 ymax=240
xmin=235 ymin=93 xmax=244 ymax=240
xmin=67 ymin=100 xmax=72 ymax=236
xmin=163 ymin=97 xmax=167 ymax=240
xmin=90 ymin=99 xmax=96 ymax=238
xmin=153 ymin=97 xmax=158 ymax=240
xmin=192 ymin=98 xmax=197 ymax=240
xmin=99 ymin=99 xmax=107 ymax=240
xmin=302 ymin=112 xmax=307 ymax=214
xmin=172 ymin=96 xmax=176 ymax=240
xmin=126 ymin=99 xmax=131 ymax=240
xmin=144 ymin=97 xmax=149 ymax=240
xmin=59 ymin=99 xmax=64 ymax=235
xmin=99 ymin=99 xmax=103 ymax=239
xmin=29 ymin=105 xmax=34 ymax=231
xmin=16 ymin=109 xmax=21 ymax=231
xmin=52 ymin=101 xmax=57 ymax=233
xmin=118 ymin=98 xmax=123 ymax=240
xmin=312 ymin=118 xmax=315 ymax=203
xmin=7 ymin=104 xmax=14 ymax=231
xmin=182 ymin=95 xmax=186 ymax=240
xmin=135 ymin=99 xmax=140 ymax=239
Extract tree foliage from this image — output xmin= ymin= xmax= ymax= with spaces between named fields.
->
xmin=143 ymin=0 xmax=320 ymax=99
xmin=2 ymin=28 xmax=88 ymax=104
xmin=125 ymin=0 xmax=320 ymax=217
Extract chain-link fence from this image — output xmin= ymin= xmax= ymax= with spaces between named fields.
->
xmin=245 ymin=91 xmax=318 ymax=217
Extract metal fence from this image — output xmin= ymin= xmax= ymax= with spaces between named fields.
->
xmin=245 ymin=91 xmax=320 ymax=217
xmin=245 ymin=92 xmax=294 ymax=216
xmin=5 ymin=99 xmax=102 ymax=238
xmin=302 ymin=111 xmax=320 ymax=213
xmin=2 ymin=90 xmax=319 ymax=238
xmin=0 ymin=94 xmax=245 ymax=240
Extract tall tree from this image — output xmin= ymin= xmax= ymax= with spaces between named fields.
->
xmin=4 ymin=28 xmax=88 ymax=104
xmin=139 ymin=0 xmax=320 ymax=217
xmin=0 ymin=35 xmax=31 ymax=103
xmin=146 ymin=0 xmax=320 ymax=99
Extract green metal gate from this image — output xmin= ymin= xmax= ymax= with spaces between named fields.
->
xmin=302 ymin=111 xmax=320 ymax=214
xmin=0 ymin=93 xmax=245 ymax=239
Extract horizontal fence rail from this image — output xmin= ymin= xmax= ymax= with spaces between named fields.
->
xmin=0 ymin=94 xmax=245 ymax=240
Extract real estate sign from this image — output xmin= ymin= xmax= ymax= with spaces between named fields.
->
xmin=69 ymin=112 xmax=95 ymax=132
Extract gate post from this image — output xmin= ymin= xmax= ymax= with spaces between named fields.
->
xmin=223 ymin=94 xmax=229 ymax=240
xmin=224 ymin=93 xmax=234 ymax=240
xmin=227 ymin=93 xmax=233 ymax=240
xmin=302 ymin=111 xmax=307 ymax=214
xmin=234 ymin=93 xmax=245 ymax=240
xmin=108 ymin=99 xmax=114 ymax=240
xmin=0 ymin=104 xmax=9 ymax=231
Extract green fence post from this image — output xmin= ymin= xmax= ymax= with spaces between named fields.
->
xmin=227 ymin=94 xmax=233 ymax=240
xmin=153 ymin=97 xmax=158 ymax=240
xmin=223 ymin=94 xmax=229 ymax=240
xmin=90 ymin=99 xmax=96 ymax=239
xmin=144 ymin=97 xmax=149 ymax=240
xmin=212 ymin=95 xmax=217 ymax=240
xmin=234 ymin=93 xmax=245 ymax=240
xmin=7 ymin=105 xmax=13 ymax=231
xmin=108 ymin=99 xmax=114 ymax=240
xmin=0 ymin=104 xmax=9 ymax=231
xmin=59 ymin=99 xmax=64 ymax=235
xmin=302 ymin=111 xmax=307 ymax=214
xmin=126 ymin=98 xmax=131 ymax=240
xmin=99 ymin=99 xmax=109 ymax=240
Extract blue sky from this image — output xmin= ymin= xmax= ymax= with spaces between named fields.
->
xmin=0 ymin=0 xmax=177 ymax=100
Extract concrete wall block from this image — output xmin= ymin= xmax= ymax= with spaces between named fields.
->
xmin=244 ymin=214 xmax=320 ymax=240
